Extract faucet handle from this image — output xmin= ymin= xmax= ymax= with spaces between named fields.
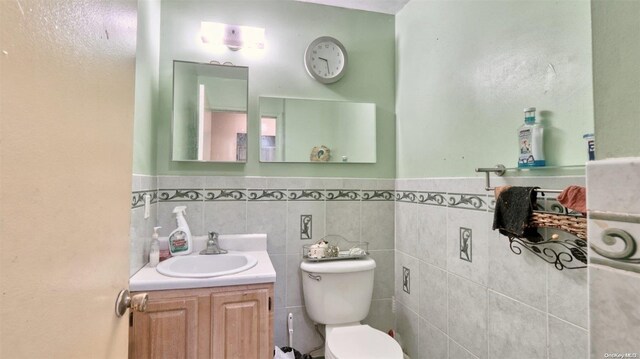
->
xmin=208 ymin=231 xmax=218 ymax=240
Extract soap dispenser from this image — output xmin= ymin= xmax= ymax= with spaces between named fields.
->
xmin=149 ymin=226 xmax=161 ymax=267
xmin=168 ymin=206 xmax=193 ymax=256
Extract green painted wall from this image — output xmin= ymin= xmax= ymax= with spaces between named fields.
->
xmin=591 ymin=0 xmax=640 ymax=159
xmin=200 ymin=77 xmax=247 ymax=111
xmin=157 ymin=0 xmax=395 ymax=177
xmin=132 ymin=0 xmax=160 ymax=175
xmin=395 ymin=0 xmax=594 ymax=178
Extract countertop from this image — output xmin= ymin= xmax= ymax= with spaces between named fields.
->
xmin=129 ymin=234 xmax=276 ymax=292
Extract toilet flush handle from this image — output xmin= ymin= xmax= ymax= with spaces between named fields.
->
xmin=307 ymin=273 xmax=322 ymax=281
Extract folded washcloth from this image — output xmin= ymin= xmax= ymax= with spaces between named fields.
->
xmin=492 ymin=186 xmax=543 ymax=242
xmin=557 ymin=185 xmax=587 ymax=214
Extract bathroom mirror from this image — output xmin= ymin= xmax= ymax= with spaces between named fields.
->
xmin=258 ymin=97 xmax=376 ymax=163
xmin=172 ymin=61 xmax=248 ymax=162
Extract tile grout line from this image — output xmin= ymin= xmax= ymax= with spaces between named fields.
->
xmin=546 ymin=260 xmax=550 ymax=359
xmin=450 ymin=337 xmax=481 ymax=359
xmin=486 ymin=278 xmax=490 ymax=359
xmin=547 ymin=312 xmax=589 ymax=331
xmin=487 ymin=288 xmax=549 ymax=316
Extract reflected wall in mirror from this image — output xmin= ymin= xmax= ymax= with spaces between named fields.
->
xmin=172 ymin=61 xmax=248 ymax=162
xmin=259 ymin=97 xmax=376 ymax=163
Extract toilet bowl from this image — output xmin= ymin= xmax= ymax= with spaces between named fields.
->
xmin=325 ymin=324 xmax=402 ymax=359
xmin=300 ymin=257 xmax=403 ymax=359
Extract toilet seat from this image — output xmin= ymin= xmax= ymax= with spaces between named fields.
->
xmin=326 ymin=325 xmax=403 ymax=359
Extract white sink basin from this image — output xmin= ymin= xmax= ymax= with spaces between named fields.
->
xmin=156 ymin=253 xmax=258 ymax=278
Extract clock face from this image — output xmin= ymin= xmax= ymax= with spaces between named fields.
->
xmin=304 ymin=36 xmax=348 ymax=84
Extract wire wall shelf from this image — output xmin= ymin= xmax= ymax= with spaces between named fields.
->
xmin=509 ymin=237 xmax=587 ymax=270
xmin=476 ymin=164 xmax=588 ymax=271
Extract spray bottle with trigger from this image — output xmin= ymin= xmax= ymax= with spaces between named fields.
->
xmin=168 ymin=206 xmax=193 ymax=256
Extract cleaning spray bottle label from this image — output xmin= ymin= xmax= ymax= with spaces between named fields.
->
xmin=169 ymin=230 xmax=189 ymax=253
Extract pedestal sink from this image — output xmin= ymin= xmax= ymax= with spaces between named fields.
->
xmin=156 ymin=252 xmax=258 ymax=278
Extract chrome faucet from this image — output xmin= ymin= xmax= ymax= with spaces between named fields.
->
xmin=200 ymin=231 xmax=227 ymax=255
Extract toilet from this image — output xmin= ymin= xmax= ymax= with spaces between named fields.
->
xmin=300 ymin=257 xmax=403 ymax=359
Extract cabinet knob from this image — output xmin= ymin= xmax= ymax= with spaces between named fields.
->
xmin=115 ymin=289 xmax=148 ymax=317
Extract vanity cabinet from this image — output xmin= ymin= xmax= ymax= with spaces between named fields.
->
xmin=130 ymin=283 xmax=273 ymax=359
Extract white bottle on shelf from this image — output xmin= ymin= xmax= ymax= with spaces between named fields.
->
xmin=149 ymin=226 xmax=161 ymax=267
xmin=518 ymin=107 xmax=545 ymax=168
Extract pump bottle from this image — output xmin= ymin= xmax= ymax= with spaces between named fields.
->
xmin=149 ymin=226 xmax=161 ymax=267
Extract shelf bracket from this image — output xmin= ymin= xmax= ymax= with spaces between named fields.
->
xmin=475 ymin=164 xmax=506 ymax=191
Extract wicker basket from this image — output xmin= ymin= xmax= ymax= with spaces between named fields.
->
xmin=530 ymin=212 xmax=587 ymax=240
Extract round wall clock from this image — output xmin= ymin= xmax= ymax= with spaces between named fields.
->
xmin=304 ymin=36 xmax=348 ymax=84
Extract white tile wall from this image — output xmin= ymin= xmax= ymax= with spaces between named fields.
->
xmin=589 ymin=265 xmax=640 ymax=357
xmin=395 ymin=176 xmax=589 ymax=359
xmin=587 ymin=157 xmax=640 ymax=359
xmin=548 ymin=316 xmax=588 ymax=359
xmin=131 ymin=173 xmax=594 ymax=357
xmin=130 ymin=175 xmax=396 ymax=353
xmin=488 ymin=292 xmax=547 ymax=359
xmin=130 ymin=174 xmax=158 ymax=276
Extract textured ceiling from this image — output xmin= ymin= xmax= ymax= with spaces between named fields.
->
xmin=296 ymin=0 xmax=409 ymax=14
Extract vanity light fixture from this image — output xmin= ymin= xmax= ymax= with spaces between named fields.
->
xmin=201 ymin=21 xmax=265 ymax=51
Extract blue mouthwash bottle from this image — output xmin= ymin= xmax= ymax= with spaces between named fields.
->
xmin=518 ymin=107 xmax=545 ymax=168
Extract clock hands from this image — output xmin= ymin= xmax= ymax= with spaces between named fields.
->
xmin=319 ymin=57 xmax=330 ymax=74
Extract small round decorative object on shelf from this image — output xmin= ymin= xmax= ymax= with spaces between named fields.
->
xmin=304 ymin=36 xmax=348 ymax=84
xmin=310 ymin=145 xmax=330 ymax=162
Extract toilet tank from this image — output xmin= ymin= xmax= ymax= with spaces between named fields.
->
xmin=300 ymin=257 xmax=375 ymax=325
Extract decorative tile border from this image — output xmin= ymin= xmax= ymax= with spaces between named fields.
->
xmin=362 ymin=190 xmax=395 ymax=201
xmin=157 ymin=189 xmax=204 ymax=202
xmin=203 ymin=189 xmax=247 ymax=201
xmin=134 ymin=183 xmax=526 ymax=211
xmin=446 ymin=193 xmax=488 ymax=211
xmin=460 ymin=227 xmax=472 ymax=262
xmin=247 ymin=189 xmax=287 ymax=201
xmin=131 ymin=190 xmax=158 ymax=209
xmin=288 ymin=189 xmax=325 ymax=201
xmin=300 ymin=215 xmax=312 ymax=239
xmin=589 ymin=211 xmax=640 ymax=274
xmin=416 ymin=191 xmax=448 ymax=207
xmin=396 ymin=190 xmax=416 ymax=203
xmin=326 ymin=189 xmax=361 ymax=201
xmin=139 ymin=186 xmax=506 ymax=214
xmin=402 ymin=266 xmax=410 ymax=294
xmin=133 ymin=187 xmax=396 ymax=208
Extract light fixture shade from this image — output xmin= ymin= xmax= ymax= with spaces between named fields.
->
xmin=201 ymin=22 xmax=265 ymax=50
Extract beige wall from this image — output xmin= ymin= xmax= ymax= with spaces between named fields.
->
xmin=0 ymin=0 xmax=136 ymax=357
xmin=208 ymin=112 xmax=247 ymax=161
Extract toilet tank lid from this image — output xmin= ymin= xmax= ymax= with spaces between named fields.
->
xmin=300 ymin=257 xmax=375 ymax=273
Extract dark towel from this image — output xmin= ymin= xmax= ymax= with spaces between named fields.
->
xmin=492 ymin=186 xmax=543 ymax=242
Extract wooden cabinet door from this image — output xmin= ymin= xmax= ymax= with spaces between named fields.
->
xmin=131 ymin=296 xmax=200 ymax=359
xmin=211 ymin=289 xmax=272 ymax=359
